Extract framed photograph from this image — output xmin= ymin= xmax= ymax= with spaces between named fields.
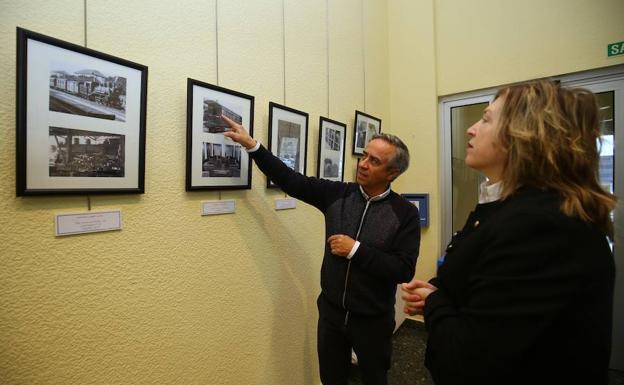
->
xmin=401 ymin=193 xmax=429 ymax=227
xmin=267 ymin=102 xmax=308 ymax=188
xmin=317 ymin=117 xmax=346 ymax=181
xmin=186 ymin=78 xmax=254 ymax=191
xmin=353 ymin=110 xmax=382 ymax=155
xmin=16 ymin=27 xmax=148 ymax=196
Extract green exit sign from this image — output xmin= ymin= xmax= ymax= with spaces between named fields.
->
xmin=608 ymin=41 xmax=624 ymax=57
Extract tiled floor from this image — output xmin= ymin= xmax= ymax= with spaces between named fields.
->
xmin=348 ymin=319 xmax=624 ymax=385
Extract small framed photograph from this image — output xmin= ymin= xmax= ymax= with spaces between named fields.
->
xmin=401 ymin=193 xmax=429 ymax=227
xmin=353 ymin=110 xmax=382 ymax=155
xmin=267 ymin=102 xmax=309 ymax=188
xmin=317 ymin=117 xmax=346 ymax=181
xmin=186 ymin=79 xmax=254 ymax=191
xmin=16 ymin=27 xmax=148 ymax=196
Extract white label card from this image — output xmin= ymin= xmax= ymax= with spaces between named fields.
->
xmin=202 ymin=199 xmax=236 ymax=216
xmin=55 ymin=210 xmax=122 ymax=236
xmin=275 ymin=197 xmax=297 ymax=210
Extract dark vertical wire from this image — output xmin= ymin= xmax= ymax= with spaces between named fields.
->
xmin=215 ymin=0 xmax=220 ymax=86
xmin=326 ymin=0 xmax=330 ymax=116
xmin=84 ymin=0 xmax=88 ymax=47
xmin=361 ymin=0 xmax=366 ymax=111
xmin=216 ymin=0 xmax=220 ymax=199
xmin=84 ymin=0 xmax=91 ymax=210
xmin=282 ymin=0 xmax=286 ymax=105
xmin=283 ymin=0 xmax=289 ymax=198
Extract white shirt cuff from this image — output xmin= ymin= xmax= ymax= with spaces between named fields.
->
xmin=347 ymin=241 xmax=360 ymax=260
xmin=247 ymin=141 xmax=260 ymax=152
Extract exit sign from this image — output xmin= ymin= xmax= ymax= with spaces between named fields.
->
xmin=608 ymin=41 xmax=624 ymax=57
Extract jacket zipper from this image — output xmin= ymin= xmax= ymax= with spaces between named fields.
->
xmin=342 ymin=200 xmax=371 ymax=325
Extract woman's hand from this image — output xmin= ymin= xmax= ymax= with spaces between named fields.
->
xmin=401 ymin=278 xmax=437 ymax=316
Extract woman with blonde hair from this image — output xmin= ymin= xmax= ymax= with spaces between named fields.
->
xmin=402 ymin=80 xmax=616 ymax=385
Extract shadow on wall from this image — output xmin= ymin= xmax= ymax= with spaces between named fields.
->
xmin=240 ymin=191 xmax=321 ymax=385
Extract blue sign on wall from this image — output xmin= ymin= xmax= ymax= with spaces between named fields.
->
xmin=401 ymin=193 xmax=429 ymax=227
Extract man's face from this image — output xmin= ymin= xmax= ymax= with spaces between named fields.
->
xmin=356 ymin=139 xmax=398 ymax=194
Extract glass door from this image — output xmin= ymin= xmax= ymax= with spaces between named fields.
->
xmin=450 ymin=102 xmax=489 ymax=231
xmin=565 ymin=76 xmax=624 ymax=371
xmin=440 ymin=94 xmax=493 ymax=244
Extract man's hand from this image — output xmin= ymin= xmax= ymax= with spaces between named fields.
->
xmin=327 ymin=234 xmax=356 ymax=257
xmin=222 ymin=115 xmax=257 ymax=150
xmin=401 ymin=278 xmax=437 ymax=316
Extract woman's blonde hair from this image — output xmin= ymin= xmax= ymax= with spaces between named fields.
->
xmin=496 ymin=80 xmax=616 ymax=237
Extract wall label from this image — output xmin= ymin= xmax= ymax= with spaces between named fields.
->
xmin=55 ymin=210 xmax=122 ymax=236
xmin=275 ymin=197 xmax=297 ymax=210
xmin=202 ymin=199 xmax=236 ymax=215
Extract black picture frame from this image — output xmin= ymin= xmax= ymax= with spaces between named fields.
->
xmin=353 ymin=110 xmax=382 ymax=155
xmin=16 ymin=27 xmax=148 ymax=196
xmin=317 ymin=117 xmax=346 ymax=181
xmin=186 ymin=78 xmax=254 ymax=191
xmin=267 ymin=102 xmax=309 ymax=188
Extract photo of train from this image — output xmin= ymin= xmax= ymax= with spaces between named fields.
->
xmin=203 ymin=99 xmax=243 ymax=133
xmin=49 ymin=68 xmax=127 ymax=121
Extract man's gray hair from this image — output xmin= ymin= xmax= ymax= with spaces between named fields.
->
xmin=370 ymin=133 xmax=410 ymax=177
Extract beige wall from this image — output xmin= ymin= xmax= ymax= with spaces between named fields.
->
xmin=387 ymin=0 xmax=440 ymax=281
xmin=435 ymin=0 xmax=624 ymax=95
xmin=388 ymin=0 xmax=624 ymax=297
xmin=2 ymin=0 xmax=624 ymax=383
xmin=0 ymin=1 xmax=391 ymax=384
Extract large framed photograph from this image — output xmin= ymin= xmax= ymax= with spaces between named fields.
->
xmin=267 ymin=102 xmax=308 ymax=188
xmin=186 ymin=79 xmax=254 ymax=191
xmin=353 ymin=110 xmax=382 ymax=155
xmin=317 ymin=117 xmax=346 ymax=181
xmin=16 ymin=27 xmax=148 ymax=196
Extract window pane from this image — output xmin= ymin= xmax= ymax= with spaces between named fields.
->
xmin=596 ymin=91 xmax=614 ymax=195
xmin=451 ymin=102 xmax=488 ymax=231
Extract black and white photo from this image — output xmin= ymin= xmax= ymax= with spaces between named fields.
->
xmin=353 ymin=110 xmax=382 ymax=155
xmin=324 ymin=126 xmax=342 ymax=151
xmin=49 ymin=63 xmax=127 ymax=122
xmin=49 ymin=127 xmax=125 ymax=177
xmin=267 ymin=102 xmax=309 ymax=188
xmin=203 ymin=99 xmax=242 ymax=133
xmin=16 ymin=27 xmax=148 ymax=195
xmin=187 ymin=79 xmax=254 ymax=191
xmin=277 ymin=120 xmax=301 ymax=170
xmin=318 ymin=117 xmax=346 ymax=181
xmin=202 ymin=141 xmax=242 ymax=178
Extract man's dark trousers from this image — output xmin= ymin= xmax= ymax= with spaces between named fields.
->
xmin=317 ymin=294 xmax=395 ymax=385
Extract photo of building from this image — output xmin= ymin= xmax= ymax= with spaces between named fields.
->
xmin=324 ymin=126 xmax=342 ymax=151
xmin=277 ymin=119 xmax=301 ymax=171
xmin=202 ymin=141 xmax=241 ymax=177
xmin=203 ymin=99 xmax=243 ymax=133
xmin=49 ymin=66 xmax=127 ymax=121
xmin=49 ymin=126 xmax=125 ymax=177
